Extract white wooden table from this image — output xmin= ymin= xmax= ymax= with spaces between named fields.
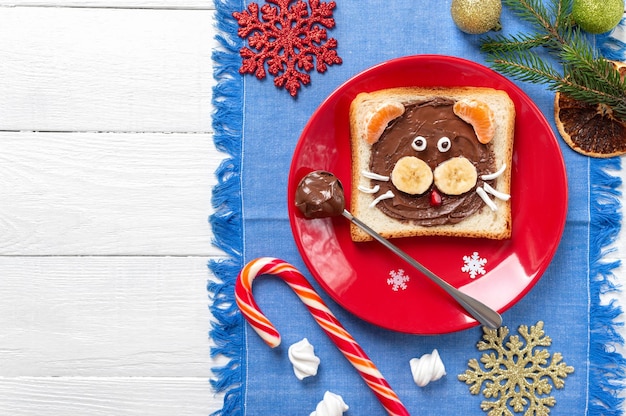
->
xmin=0 ymin=1 xmax=224 ymax=414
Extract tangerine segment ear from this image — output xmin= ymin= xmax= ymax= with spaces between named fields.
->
xmin=452 ymin=99 xmax=496 ymax=144
xmin=363 ymin=99 xmax=405 ymax=144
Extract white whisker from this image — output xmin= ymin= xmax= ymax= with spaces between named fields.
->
xmin=358 ymin=184 xmax=380 ymax=194
xmin=483 ymin=182 xmax=510 ymax=201
xmin=476 ymin=187 xmax=497 ymax=211
xmin=369 ymin=190 xmax=395 ymax=208
xmin=481 ymin=164 xmax=506 ymax=181
xmin=361 ymin=170 xmax=390 ymax=181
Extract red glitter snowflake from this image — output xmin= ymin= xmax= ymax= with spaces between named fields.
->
xmin=233 ymin=0 xmax=342 ymax=97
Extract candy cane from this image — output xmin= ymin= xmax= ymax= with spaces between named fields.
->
xmin=235 ymin=257 xmax=410 ymax=416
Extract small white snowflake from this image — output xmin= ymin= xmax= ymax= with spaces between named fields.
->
xmin=461 ymin=252 xmax=487 ymax=279
xmin=387 ymin=269 xmax=410 ymax=291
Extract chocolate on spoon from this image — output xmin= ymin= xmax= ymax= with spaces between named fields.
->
xmin=295 ymin=170 xmax=502 ymax=330
xmin=295 ymin=170 xmax=345 ymax=218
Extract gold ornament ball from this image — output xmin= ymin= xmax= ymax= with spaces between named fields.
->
xmin=451 ymin=0 xmax=503 ymax=35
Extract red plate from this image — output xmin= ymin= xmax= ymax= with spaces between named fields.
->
xmin=287 ymin=55 xmax=567 ymax=334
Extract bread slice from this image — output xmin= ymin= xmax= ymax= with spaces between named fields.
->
xmin=349 ymin=87 xmax=515 ymax=242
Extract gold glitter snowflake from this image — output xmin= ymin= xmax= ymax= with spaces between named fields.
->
xmin=458 ymin=321 xmax=574 ymax=416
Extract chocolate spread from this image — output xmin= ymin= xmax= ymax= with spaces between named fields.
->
xmin=370 ymin=98 xmax=495 ymax=226
xmin=295 ymin=171 xmax=345 ymax=218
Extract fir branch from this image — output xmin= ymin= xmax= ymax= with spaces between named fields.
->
xmin=481 ymin=33 xmax=552 ymax=52
xmin=546 ymin=0 xmax=569 ymax=23
xmin=489 ymin=49 xmax=626 ymax=120
xmin=480 ymin=0 xmax=626 ymax=122
xmin=487 ymin=50 xmax=564 ymax=87
xmin=503 ymin=0 xmax=551 ymax=28
xmin=502 ymin=0 xmax=570 ymax=44
xmin=560 ymin=43 xmax=624 ymax=97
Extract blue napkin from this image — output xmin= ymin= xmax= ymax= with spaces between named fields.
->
xmin=210 ymin=1 xmax=625 ymax=414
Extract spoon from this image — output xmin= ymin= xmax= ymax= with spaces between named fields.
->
xmin=295 ymin=170 xmax=502 ymax=330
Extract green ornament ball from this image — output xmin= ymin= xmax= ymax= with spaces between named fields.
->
xmin=572 ymin=0 xmax=625 ymax=34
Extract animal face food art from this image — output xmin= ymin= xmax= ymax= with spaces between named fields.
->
xmin=359 ymin=97 xmax=509 ymax=227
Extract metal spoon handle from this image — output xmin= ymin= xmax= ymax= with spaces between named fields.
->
xmin=343 ymin=209 xmax=502 ymax=329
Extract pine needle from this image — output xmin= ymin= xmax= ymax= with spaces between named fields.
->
xmin=481 ymin=33 xmax=552 ymax=52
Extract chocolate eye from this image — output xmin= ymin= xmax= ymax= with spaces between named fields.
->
xmin=437 ymin=137 xmax=451 ymax=152
xmin=411 ymin=136 xmax=427 ymax=151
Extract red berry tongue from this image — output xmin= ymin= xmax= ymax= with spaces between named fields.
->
xmin=430 ymin=189 xmax=442 ymax=207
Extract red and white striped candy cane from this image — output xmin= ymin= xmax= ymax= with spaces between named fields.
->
xmin=235 ymin=257 xmax=410 ymax=416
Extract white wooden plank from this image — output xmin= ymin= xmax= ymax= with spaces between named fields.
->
xmin=0 ymin=7 xmax=216 ymax=132
xmin=0 ymin=0 xmax=214 ymax=8
xmin=0 ymin=377 xmax=219 ymax=416
xmin=0 ymin=256 xmax=215 ymax=377
xmin=0 ymin=131 xmax=222 ymax=256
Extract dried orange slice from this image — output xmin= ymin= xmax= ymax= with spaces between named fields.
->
xmin=364 ymin=100 xmax=405 ymax=144
xmin=555 ymin=61 xmax=626 ymax=157
xmin=453 ymin=99 xmax=496 ymax=144
xmin=554 ymin=92 xmax=626 ymax=157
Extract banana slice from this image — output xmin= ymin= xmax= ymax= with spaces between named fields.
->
xmin=391 ymin=156 xmax=433 ymax=195
xmin=433 ymin=157 xmax=477 ymax=195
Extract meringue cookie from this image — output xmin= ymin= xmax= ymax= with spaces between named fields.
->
xmin=288 ymin=338 xmax=321 ymax=380
xmin=410 ymin=348 xmax=446 ymax=387
xmin=310 ymin=391 xmax=349 ymax=416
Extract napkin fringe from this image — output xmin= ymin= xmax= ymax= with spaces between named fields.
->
xmin=209 ymin=1 xmax=245 ymax=415
xmin=597 ymin=16 xmax=626 ymax=61
xmin=589 ymin=157 xmax=625 ymax=415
